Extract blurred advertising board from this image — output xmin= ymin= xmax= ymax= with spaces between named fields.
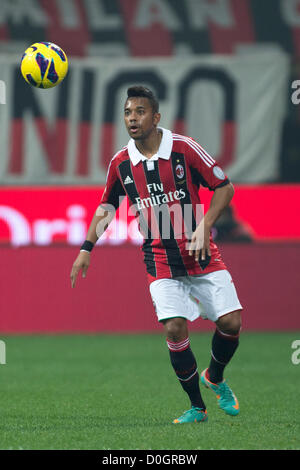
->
xmin=0 ymin=184 xmax=299 ymax=246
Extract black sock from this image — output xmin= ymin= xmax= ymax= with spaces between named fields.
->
xmin=167 ymin=337 xmax=206 ymax=410
xmin=208 ymin=328 xmax=240 ymax=384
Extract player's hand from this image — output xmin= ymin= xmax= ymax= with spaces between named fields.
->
xmin=70 ymin=251 xmax=91 ymax=288
xmin=188 ymin=220 xmax=211 ymax=262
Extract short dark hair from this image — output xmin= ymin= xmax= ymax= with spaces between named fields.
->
xmin=126 ymin=86 xmax=159 ymax=114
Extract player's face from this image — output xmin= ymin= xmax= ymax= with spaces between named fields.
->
xmin=124 ymin=97 xmax=160 ymax=140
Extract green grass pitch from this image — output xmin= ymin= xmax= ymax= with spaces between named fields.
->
xmin=0 ymin=332 xmax=299 ymax=450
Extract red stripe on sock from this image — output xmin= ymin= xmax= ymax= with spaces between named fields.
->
xmin=216 ymin=327 xmax=240 ymax=340
xmin=167 ymin=337 xmax=190 ymax=352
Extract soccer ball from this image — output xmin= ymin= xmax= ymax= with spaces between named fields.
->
xmin=20 ymin=42 xmax=68 ymax=89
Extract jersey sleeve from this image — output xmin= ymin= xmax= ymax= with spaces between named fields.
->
xmin=100 ymin=158 xmax=126 ymax=211
xmin=186 ymin=138 xmax=230 ymax=191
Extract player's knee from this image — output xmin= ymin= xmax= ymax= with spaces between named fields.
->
xmin=217 ymin=310 xmax=242 ymax=336
xmin=163 ymin=317 xmax=187 ymax=343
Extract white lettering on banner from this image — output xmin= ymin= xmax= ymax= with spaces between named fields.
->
xmin=0 ymin=0 xmax=237 ymax=35
xmin=135 ymin=0 xmax=234 ymax=30
xmin=56 ymin=0 xmax=79 ymax=29
xmin=0 ymin=0 xmax=48 ymax=26
xmin=0 ymin=53 xmax=289 ymax=184
xmin=134 ymin=0 xmax=181 ymax=30
xmin=31 ymin=205 xmax=87 ymax=245
xmin=186 ymin=0 xmax=234 ymax=29
xmin=0 ymin=204 xmax=141 ymax=246
xmin=33 ymin=219 xmax=69 ymax=245
xmin=84 ymin=0 xmax=122 ymax=30
xmin=32 ymin=205 xmax=87 ymax=246
xmin=281 ymin=0 xmax=300 ymax=27
xmin=66 ymin=205 xmax=87 ymax=244
xmin=0 ymin=206 xmax=31 ymax=246
xmin=0 ymin=199 xmax=204 ymax=246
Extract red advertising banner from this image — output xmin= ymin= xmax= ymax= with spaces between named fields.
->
xmin=0 ymin=244 xmax=299 ymax=333
xmin=0 ymin=184 xmax=299 ymax=333
xmin=0 ymin=185 xmax=300 ymax=245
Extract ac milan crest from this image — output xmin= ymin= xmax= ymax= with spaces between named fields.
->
xmin=175 ymin=164 xmax=184 ymax=179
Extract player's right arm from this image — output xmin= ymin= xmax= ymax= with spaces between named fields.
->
xmin=70 ymin=155 xmax=125 ymax=288
xmin=70 ymin=207 xmax=114 ymax=288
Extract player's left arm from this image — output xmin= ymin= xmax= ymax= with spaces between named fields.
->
xmin=189 ymin=182 xmax=234 ymax=261
xmin=185 ymin=137 xmax=234 ymax=261
xmin=204 ymin=182 xmax=234 ymax=229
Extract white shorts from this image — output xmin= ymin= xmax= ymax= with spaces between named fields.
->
xmin=149 ymin=270 xmax=243 ymax=323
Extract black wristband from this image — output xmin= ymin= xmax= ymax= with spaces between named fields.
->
xmin=80 ymin=240 xmax=94 ymax=252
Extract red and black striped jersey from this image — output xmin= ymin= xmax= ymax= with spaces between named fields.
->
xmin=100 ymin=128 xmax=228 ymax=282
